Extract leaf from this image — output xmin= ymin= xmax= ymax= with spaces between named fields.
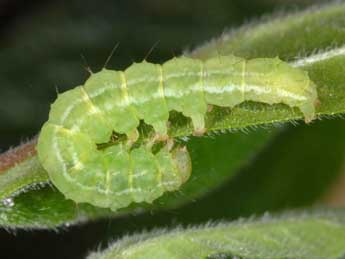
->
xmin=175 ymin=118 xmax=345 ymax=222
xmin=2 ymin=2 xmax=345 ymax=228
xmin=87 ymin=209 xmax=345 ymax=259
xmin=0 ymin=186 xmax=113 ymax=229
xmin=189 ymin=1 xmax=345 ymax=61
xmin=0 ymin=140 xmax=48 ymax=201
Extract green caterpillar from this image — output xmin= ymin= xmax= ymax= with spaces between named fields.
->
xmin=37 ymin=54 xmax=318 ymax=211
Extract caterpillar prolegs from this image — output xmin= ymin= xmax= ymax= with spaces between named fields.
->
xmin=37 ymin=54 xmax=318 ymax=211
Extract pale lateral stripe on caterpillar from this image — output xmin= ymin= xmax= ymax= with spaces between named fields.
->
xmin=37 ymin=54 xmax=318 ymax=211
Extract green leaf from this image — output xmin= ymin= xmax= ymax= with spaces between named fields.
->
xmin=190 ymin=2 xmax=345 ymax=60
xmin=176 ymin=118 xmax=345 ymax=222
xmin=0 ymin=186 xmax=113 ymax=229
xmin=0 ymin=156 xmax=48 ymax=201
xmin=87 ymin=209 xmax=345 ymax=259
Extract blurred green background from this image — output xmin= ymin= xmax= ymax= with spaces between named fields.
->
xmin=0 ymin=1 xmax=333 ymax=259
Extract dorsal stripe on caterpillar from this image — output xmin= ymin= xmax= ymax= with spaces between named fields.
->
xmin=37 ymin=54 xmax=318 ymax=211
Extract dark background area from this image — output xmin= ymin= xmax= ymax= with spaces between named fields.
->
xmin=0 ymin=1 xmax=327 ymax=259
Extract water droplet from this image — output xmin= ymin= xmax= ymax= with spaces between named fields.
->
xmin=2 ymin=198 xmax=14 ymax=207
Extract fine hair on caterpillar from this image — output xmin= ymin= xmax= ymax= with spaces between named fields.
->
xmin=37 ymin=54 xmax=318 ymax=211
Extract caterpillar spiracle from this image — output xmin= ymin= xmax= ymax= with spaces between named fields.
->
xmin=37 ymin=54 xmax=318 ymax=211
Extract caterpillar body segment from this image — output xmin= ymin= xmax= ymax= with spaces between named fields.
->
xmin=37 ymin=54 xmax=318 ymax=210
xmin=163 ymin=57 xmax=208 ymax=134
xmin=83 ymin=70 xmax=140 ymax=143
xmin=37 ymin=122 xmax=191 ymax=210
xmin=124 ymin=61 xmax=170 ymax=137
